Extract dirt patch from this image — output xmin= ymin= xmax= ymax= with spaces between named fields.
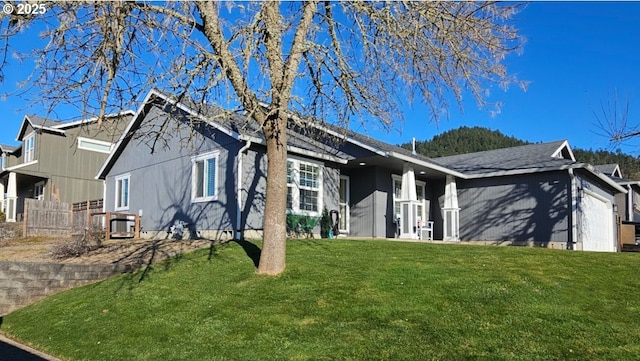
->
xmin=0 ymin=236 xmax=217 ymax=267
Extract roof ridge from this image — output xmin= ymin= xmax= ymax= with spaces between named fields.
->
xmin=433 ymin=140 xmax=567 ymax=160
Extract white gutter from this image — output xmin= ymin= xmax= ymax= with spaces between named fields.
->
xmin=236 ymin=140 xmax=252 ymax=240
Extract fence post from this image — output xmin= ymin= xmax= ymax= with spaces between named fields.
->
xmin=135 ymin=215 xmax=140 ymax=239
xmin=23 ymin=199 xmax=28 ymax=237
xmin=105 ymin=212 xmax=111 ymax=240
xmin=86 ymin=200 xmax=91 ymax=231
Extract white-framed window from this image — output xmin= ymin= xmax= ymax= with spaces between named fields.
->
xmin=24 ymin=133 xmax=35 ymax=162
xmin=77 ymin=137 xmax=114 ymax=154
xmin=0 ymin=153 xmax=5 ymax=170
xmin=191 ymin=151 xmax=218 ymax=203
xmin=34 ymin=181 xmax=45 ymax=200
xmin=115 ymin=174 xmax=130 ymax=211
xmin=287 ymin=157 xmax=323 ymax=216
xmin=392 ymin=175 xmax=427 ymax=221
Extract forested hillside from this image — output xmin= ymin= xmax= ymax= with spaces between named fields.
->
xmin=400 ymin=126 xmax=640 ymax=180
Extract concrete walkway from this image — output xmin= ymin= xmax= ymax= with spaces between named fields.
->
xmin=0 ymin=334 xmax=62 ymax=361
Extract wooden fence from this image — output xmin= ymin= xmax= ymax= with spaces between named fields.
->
xmin=22 ymin=199 xmax=138 ymax=239
xmin=72 ymin=199 xmax=104 ymax=235
xmin=23 ymin=199 xmax=73 ymax=237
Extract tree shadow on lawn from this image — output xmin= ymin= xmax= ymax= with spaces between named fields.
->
xmin=231 ymin=239 xmax=262 ymax=268
xmin=111 ymin=238 xmax=264 ymax=292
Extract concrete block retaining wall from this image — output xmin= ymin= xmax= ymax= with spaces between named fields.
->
xmin=0 ymin=262 xmax=131 ymax=316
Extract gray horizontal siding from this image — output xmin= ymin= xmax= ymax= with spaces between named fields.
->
xmin=457 ymin=171 xmax=571 ymax=244
xmin=105 ymin=105 xmax=240 ymax=236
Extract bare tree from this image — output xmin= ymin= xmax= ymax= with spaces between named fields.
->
xmin=593 ymin=90 xmax=639 ymax=146
xmin=1 ymin=1 xmax=525 ymax=275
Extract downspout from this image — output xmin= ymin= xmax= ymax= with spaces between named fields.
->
xmin=236 ymin=140 xmax=252 ymax=240
xmin=102 ymin=180 xmax=107 ymax=212
xmin=627 ymin=185 xmax=633 ymax=221
xmin=568 ymin=169 xmax=578 ymax=250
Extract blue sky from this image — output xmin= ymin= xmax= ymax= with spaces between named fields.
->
xmin=1 ymin=2 xmax=640 ymax=155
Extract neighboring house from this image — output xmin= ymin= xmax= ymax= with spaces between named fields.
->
xmin=0 ymin=112 xmax=134 ymax=222
xmin=594 ymin=163 xmax=640 ymax=223
xmin=97 ymin=89 xmax=626 ymax=252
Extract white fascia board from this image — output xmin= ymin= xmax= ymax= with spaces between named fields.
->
xmin=5 ymin=160 xmax=38 ymax=171
xmin=95 ymin=91 xmax=158 ymax=180
xmin=388 ymin=151 xmax=468 ymax=179
xmin=16 ymin=116 xmax=65 ymax=141
xmin=35 ymin=125 xmax=66 ymax=135
xmin=54 ymin=110 xmax=136 ymax=129
xmin=581 ymin=163 xmax=627 ymax=194
xmin=551 ymin=140 xmax=576 ymax=161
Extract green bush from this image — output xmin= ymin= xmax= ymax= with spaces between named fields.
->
xmin=320 ymin=207 xmax=331 ymax=238
xmin=0 ymin=209 xmax=5 ymax=222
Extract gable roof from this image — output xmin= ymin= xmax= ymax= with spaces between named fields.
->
xmin=97 ymin=89 xmax=359 ymax=179
xmin=286 ymin=115 xmax=466 ymax=178
xmin=594 ymin=164 xmax=622 ymax=178
xmin=0 ymin=144 xmax=17 ymax=154
xmin=98 ymin=89 xmax=467 ymax=180
xmin=94 ymin=89 xmax=626 ymax=195
xmin=16 ymin=111 xmax=135 ymax=141
xmin=433 ymin=140 xmax=575 ymax=177
xmin=16 ymin=115 xmax=66 ymax=140
xmin=433 ymin=141 xmax=625 ymax=192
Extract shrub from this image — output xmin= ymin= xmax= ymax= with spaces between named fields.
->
xmin=50 ymin=239 xmax=93 ymax=259
xmin=0 ymin=209 xmax=5 ymax=222
xmin=320 ymin=207 xmax=331 ymax=238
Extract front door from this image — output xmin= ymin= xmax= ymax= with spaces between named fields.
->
xmin=339 ymin=176 xmax=350 ymax=234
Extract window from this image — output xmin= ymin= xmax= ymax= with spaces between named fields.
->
xmin=24 ymin=134 xmax=35 ymax=162
xmin=115 ymin=174 xmax=130 ymax=210
xmin=192 ymin=151 xmax=218 ymax=202
xmin=287 ymin=158 xmax=322 ymax=215
xmin=77 ymin=137 xmax=113 ymax=154
xmin=0 ymin=154 xmax=5 ymax=170
xmin=392 ymin=175 xmax=427 ymax=221
xmin=34 ymin=182 xmax=45 ymax=200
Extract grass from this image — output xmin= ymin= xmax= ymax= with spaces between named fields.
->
xmin=2 ymin=239 xmax=640 ymax=361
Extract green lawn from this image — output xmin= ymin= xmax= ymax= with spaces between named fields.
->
xmin=2 ymin=240 xmax=640 ymax=361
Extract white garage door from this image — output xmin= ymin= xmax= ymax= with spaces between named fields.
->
xmin=580 ymin=190 xmax=615 ymax=252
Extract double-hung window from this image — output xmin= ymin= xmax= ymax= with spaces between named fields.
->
xmin=286 ymin=158 xmax=322 ymax=215
xmin=24 ymin=134 xmax=35 ymax=162
xmin=192 ymin=151 xmax=218 ymax=202
xmin=115 ymin=174 xmax=130 ymax=211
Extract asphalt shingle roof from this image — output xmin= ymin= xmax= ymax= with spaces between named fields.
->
xmin=0 ymin=144 xmax=17 ymax=153
xmin=593 ymin=164 xmax=620 ymax=177
xmin=432 ymin=141 xmax=574 ymax=176
xmin=26 ymin=115 xmax=66 ymax=128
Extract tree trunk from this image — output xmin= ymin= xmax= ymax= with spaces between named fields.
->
xmin=257 ymin=113 xmax=288 ymax=275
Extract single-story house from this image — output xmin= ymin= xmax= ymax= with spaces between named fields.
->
xmin=97 ymin=89 xmax=626 ymax=252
